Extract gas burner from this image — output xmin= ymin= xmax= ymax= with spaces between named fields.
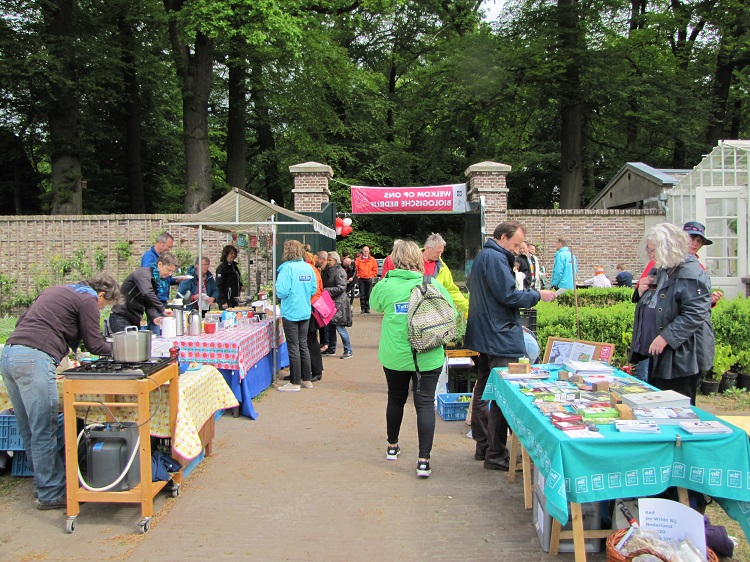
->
xmin=64 ymin=357 xmax=173 ymax=379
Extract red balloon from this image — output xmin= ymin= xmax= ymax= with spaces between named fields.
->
xmin=341 ymin=225 xmax=353 ymax=237
xmin=335 ymin=217 xmax=344 ymax=228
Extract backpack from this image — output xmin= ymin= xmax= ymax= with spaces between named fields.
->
xmin=407 ymin=276 xmax=456 ymax=354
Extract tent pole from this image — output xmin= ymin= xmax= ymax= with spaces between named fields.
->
xmin=198 ymin=225 xmax=203 ymax=315
xmin=272 ymin=219 xmax=277 ymax=381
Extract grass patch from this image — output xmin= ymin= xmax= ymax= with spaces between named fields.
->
xmin=0 ymin=315 xmax=17 ymax=344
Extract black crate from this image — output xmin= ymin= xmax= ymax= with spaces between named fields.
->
xmin=520 ymin=308 xmax=537 ymax=335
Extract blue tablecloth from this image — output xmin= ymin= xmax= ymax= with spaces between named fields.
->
xmin=483 ymin=367 xmax=750 ymax=540
xmin=220 ymin=343 xmax=289 ymax=419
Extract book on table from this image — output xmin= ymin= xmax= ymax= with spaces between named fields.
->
xmin=632 ymin=407 xmax=699 ymax=424
xmin=615 ymin=420 xmax=661 ymax=433
xmin=621 ymin=390 xmax=691 ymax=409
xmin=563 ymin=360 xmax=614 ymax=375
xmin=678 ymin=420 xmax=733 ymax=434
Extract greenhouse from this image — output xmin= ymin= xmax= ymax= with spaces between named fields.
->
xmin=667 ymin=140 xmax=750 ymax=299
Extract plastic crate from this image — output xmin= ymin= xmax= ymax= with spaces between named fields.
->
xmin=0 ymin=413 xmax=64 ymax=451
xmin=520 ymin=308 xmax=537 ymax=335
xmin=436 ymin=393 xmax=472 ymax=421
xmin=11 ymin=438 xmax=65 ymax=477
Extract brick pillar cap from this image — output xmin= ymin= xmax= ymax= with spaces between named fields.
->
xmin=289 ymin=162 xmax=334 ymax=177
xmin=464 ymin=161 xmax=511 ymax=176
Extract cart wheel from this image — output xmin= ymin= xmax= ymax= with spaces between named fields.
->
xmin=171 ymin=484 xmax=181 ymax=498
xmin=65 ymin=516 xmax=77 ymax=534
xmin=138 ymin=517 xmax=151 ymax=534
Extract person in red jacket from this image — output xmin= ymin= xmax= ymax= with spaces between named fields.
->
xmin=355 ymin=245 xmax=378 ymax=313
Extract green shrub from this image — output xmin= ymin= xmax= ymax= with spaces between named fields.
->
xmin=555 ymin=287 xmax=634 ymax=308
xmin=712 ymin=297 xmax=750 ymax=355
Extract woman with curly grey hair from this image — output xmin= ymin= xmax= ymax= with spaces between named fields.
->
xmin=630 ymin=223 xmax=715 ymax=404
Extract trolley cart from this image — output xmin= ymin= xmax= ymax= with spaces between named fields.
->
xmin=62 ymin=361 xmax=182 ymax=534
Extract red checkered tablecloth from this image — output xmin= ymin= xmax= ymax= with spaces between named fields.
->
xmin=174 ymin=320 xmax=274 ymax=378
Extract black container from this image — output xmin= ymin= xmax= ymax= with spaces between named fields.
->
xmin=700 ymin=379 xmax=721 ymax=395
xmin=86 ymin=422 xmax=140 ymax=492
xmin=520 ymin=308 xmax=538 ymax=336
xmin=719 ymin=371 xmax=738 ymax=393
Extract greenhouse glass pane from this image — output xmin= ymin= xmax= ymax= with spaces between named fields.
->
xmin=705 ymin=198 xmax=725 ymax=218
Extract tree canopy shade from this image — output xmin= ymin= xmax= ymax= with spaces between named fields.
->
xmin=0 ymin=0 xmax=748 ymax=216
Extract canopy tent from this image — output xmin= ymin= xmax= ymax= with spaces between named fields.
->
xmin=169 ymin=188 xmax=336 ymax=383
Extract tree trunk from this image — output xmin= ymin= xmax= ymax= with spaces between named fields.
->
xmin=118 ymin=12 xmax=146 ymax=213
xmin=226 ymin=43 xmax=247 ymax=191
xmin=43 ymin=0 xmax=82 ymax=215
xmin=557 ymin=0 xmax=584 ymax=209
xmin=249 ymin=58 xmax=283 ymax=206
xmin=164 ymin=0 xmax=214 ymax=214
xmin=625 ymin=0 xmax=646 ymax=153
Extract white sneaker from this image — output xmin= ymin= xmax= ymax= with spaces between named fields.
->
xmin=300 ymin=381 xmax=314 ymax=389
xmin=277 ymin=382 xmax=301 ymax=392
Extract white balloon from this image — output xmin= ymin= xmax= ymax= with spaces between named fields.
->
xmin=336 ymin=226 xmax=343 ymax=235
xmin=342 ymin=217 xmax=352 ymax=227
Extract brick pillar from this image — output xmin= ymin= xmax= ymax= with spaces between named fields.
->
xmin=465 ymin=161 xmax=511 ymax=236
xmin=289 ymin=161 xmax=333 ymax=212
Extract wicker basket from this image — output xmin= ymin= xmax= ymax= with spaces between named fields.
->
xmin=606 ymin=528 xmax=718 ymax=562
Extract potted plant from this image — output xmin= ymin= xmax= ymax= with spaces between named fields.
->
xmin=703 ymin=344 xmax=738 ymax=394
xmin=736 ymin=350 xmax=750 ymax=390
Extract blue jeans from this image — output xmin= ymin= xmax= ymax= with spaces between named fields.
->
xmin=1 ymin=345 xmax=66 ymax=502
xmin=282 ymin=318 xmax=311 ymax=385
xmin=326 ymin=324 xmax=352 ymax=354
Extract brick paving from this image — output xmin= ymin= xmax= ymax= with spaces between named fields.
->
xmin=1 ymin=310 xmax=604 ymax=561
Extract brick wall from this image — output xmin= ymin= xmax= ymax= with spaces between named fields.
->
xmin=0 ymin=215 xmax=275 ymax=299
xmin=507 ymin=209 xmax=664 ymax=282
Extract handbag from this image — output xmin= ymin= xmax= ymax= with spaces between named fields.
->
xmin=312 ymin=290 xmax=336 ymax=327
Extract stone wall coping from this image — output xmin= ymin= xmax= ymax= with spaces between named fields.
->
xmin=509 ymin=209 xmax=664 ymax=216
xmin=288 ymin=162 xmax=334 ymax=176
xmin=464 ymin=161 xmax=512 ymax=175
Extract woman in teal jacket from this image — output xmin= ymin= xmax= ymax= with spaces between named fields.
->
xmin=275 ymin=239 xmax=317 ymax=392
xmin=370 ymin=240 xmax=456 ymax=478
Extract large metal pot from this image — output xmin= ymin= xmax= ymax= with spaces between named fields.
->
xmin=111 ymin=326 xmax=152 ymax=362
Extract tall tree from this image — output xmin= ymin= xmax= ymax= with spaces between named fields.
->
xmin=42 ymin=0 xmax=82 ymax=214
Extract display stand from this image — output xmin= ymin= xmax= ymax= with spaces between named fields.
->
xmin=62 ymin=363 xmax=182 ymax=534
xmin=508 ymin=435 xmax=692 ymax=562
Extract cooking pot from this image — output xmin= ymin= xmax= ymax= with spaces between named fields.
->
xmin=112 ymin=326 xmax=152 ymax=362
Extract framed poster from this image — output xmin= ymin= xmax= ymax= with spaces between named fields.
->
xmin=543 ymin=337 xmax=616 ymax=365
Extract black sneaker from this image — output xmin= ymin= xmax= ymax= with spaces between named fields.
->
xmin=416 ymin=460 xmax=431 ymax=478
xmin=323 ymin=349 xmax=336 ymax=355
xmin=386 ymin=444 xmax=400 ymax=460
xmin=37 ymin=496 xmax=67 ymax=510
xmin=341 ymin=351 xmax=353 ymax=359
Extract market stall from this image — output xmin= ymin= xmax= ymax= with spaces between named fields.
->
xmin=168 ymin=188 xmax=335 ymax=394
xmin=483 ymin=366 xmax=750 ymax=561
xmin=173 ymin=319 xmax=288 ymax=418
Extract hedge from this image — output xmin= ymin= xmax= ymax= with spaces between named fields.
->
xmin=535 ymin=289 xmax=750 ymax=368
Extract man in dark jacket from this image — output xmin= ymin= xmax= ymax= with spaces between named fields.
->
xmin=465 ymin=222 xmax=556 ymax=471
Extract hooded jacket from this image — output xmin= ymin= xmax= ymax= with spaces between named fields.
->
xmin=551 ymin=246 xmax=577 ymax=290
xmin=177 ymin=265 xmax=219 ymax=308
xmin=431 ymin=257 xmax=469 ymax=317
xmin=370 ymin=269 xmax=455 ymax=372
xmin=465 ymin=238 xmax=541 ymax=358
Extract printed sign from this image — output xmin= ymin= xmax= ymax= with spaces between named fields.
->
xmin=351 ymin=184 xmax=467 ymax=214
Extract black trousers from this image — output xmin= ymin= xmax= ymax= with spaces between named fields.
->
xmin=358 ymin=278 xmax=374 ymax=312
xmin=471 ymin=354 xmax=511 ymax=461
xmin=307 ymin=315 xmax=324 ymax=377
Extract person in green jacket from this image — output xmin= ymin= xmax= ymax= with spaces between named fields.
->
xmin=370 ymin=240 xmax=457 ymax=479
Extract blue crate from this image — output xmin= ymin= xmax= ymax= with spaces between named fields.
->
xmin=0 ymin=413 xmax=64 ymax=451
xmin=11 ymin=437 xmax=65 ymax=477
xmin=436 ymin=393 xmax=472 ymax=421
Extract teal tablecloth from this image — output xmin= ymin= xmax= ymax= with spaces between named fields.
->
xmin=483 ymin=368 xmax=750 ymax=540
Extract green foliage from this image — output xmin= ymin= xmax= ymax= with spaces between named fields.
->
xmin=94 ymin=246 xmax=107 ymax=271
xmin=115 ymin=240 xmax=133 ymax=261
xmin=335 ymin=230 xmax=399 ymax=259
xmin=711 ymin=344 xmax=738 ymax=380
xmin=0 ymin=315 xmax=18 ymax=344
xmin=554 ymin=287 xmax=634 ymax=308
xmin=711 ymin=297 xmax=750 ymax=356
xmin=173 ymin=246 xmax=194 ymax=273
xmin=736 ymin=350 xmax=750 ymax=375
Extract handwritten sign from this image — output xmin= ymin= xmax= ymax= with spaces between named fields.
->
xmin=638 ymin=498 xmax=706 ymax=556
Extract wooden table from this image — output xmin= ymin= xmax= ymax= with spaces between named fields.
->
xmin=62 ymin=363 xmax=182 ymax=534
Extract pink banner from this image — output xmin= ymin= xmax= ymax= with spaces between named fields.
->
xmin=350 ymin=184 xmax=467 ymax=214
